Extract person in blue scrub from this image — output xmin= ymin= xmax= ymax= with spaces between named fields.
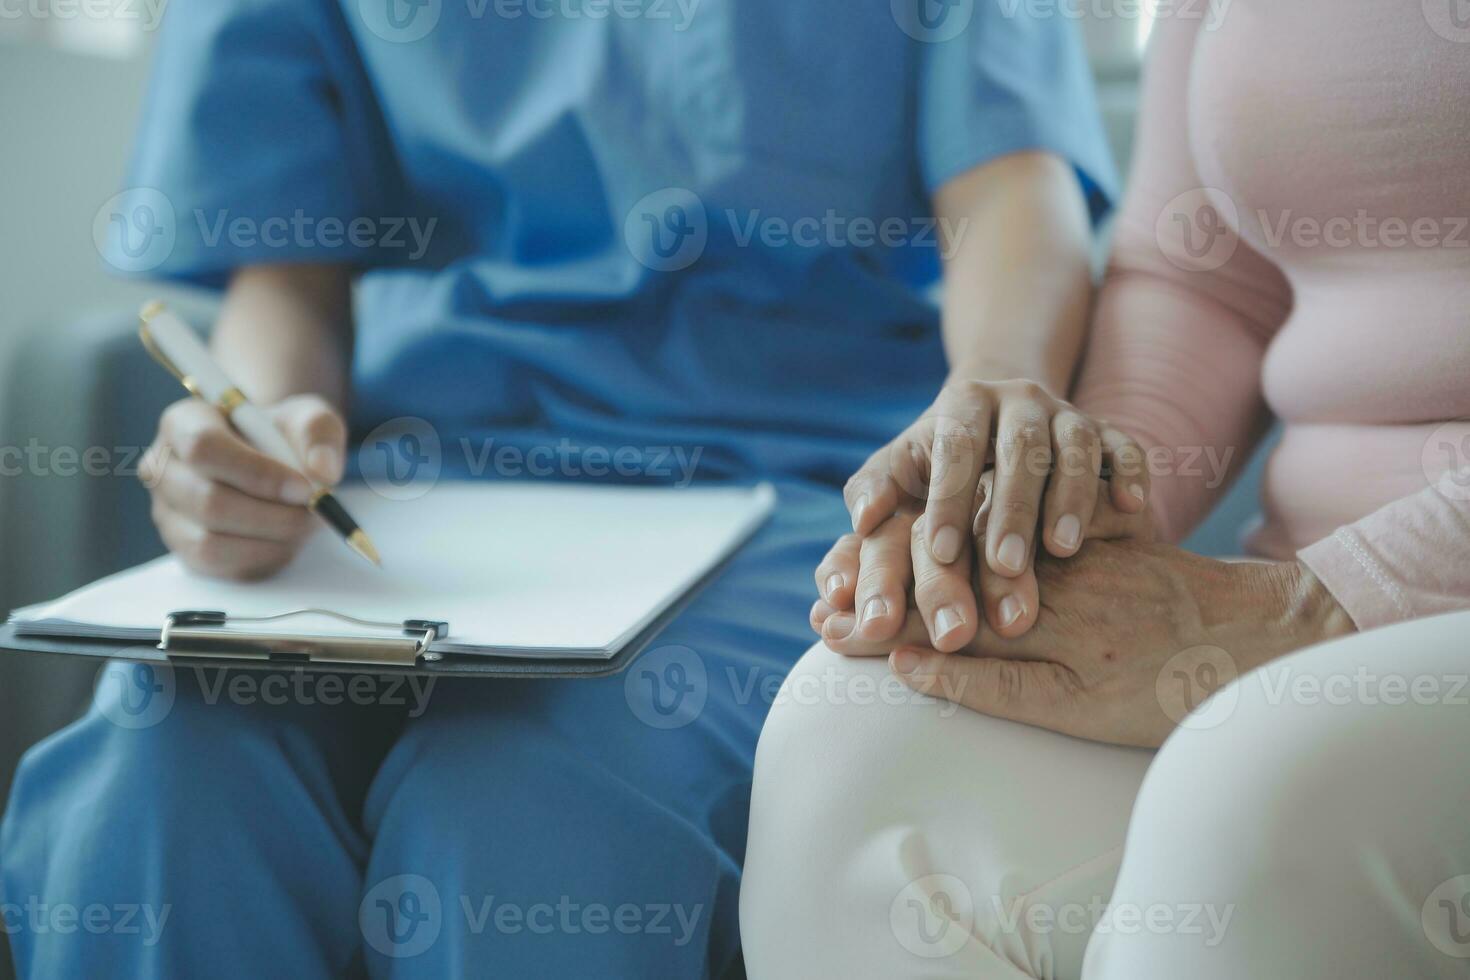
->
xmin=2 ymin=1 xmax=1121 ymax=976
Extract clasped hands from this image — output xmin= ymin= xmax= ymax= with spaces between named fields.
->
xmin=810 ymin=379 xmax=1350 ymax=748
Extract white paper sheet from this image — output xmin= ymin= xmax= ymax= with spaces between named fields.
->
xmin=14 ymin=481 xmax=775 ymax=659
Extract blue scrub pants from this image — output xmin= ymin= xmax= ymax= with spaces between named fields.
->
xmin=1 ymin=481 xmax=845 ymax=978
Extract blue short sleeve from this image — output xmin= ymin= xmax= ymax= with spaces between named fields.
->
xmin=108 ymin=0 xmax=405 ymax=286
xmin=914 ymin=0 xmax=1119 ymax=223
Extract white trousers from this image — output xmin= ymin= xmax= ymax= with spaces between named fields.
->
xmin=740 ymin=611 xmax=1470 ymax=979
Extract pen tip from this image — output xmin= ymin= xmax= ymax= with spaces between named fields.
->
xmin=347 ymin=530 xmax=382 ymax=568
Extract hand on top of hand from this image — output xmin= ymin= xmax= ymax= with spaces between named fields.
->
xmin=827 ymin=378 xmax=1152 ymax=648
xmin=815 ymin=532 xmax=1352 ymax=748
xmin=815 ymin=472 xmax=1156 ymax=653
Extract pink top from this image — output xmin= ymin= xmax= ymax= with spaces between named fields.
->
xmin=1073 ymin=4 xmax=1470 ymax=631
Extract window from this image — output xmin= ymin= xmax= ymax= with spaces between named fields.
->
xmin=0 ymin=0 xmax=150 ymax=59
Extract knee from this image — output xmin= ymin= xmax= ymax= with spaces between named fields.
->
xmin=10 ymin=664 xmax=214 ymax=813
xmin=749 ymin=642 xmax=928 ymax=831
xmin=1096 ymin=627 xmax=1470 ymax=977
xmin=743 ymin=644 xmax=1125 ymax=979
xmin=1134 ymin=641 xmax=1467 ymax=887
xmin=742 ymin=644 xmax=950 ymax=940
xmin=6 ymin=663 xmax=328 ymax=848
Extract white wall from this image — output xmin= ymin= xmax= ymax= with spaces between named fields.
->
xmin=0 ymin=42 xmax=202 ymax=350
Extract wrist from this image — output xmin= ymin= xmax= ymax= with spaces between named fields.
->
xmin=1278 ymin=559 xmax=1357 ymax=646
xmin=943 ymin=363 xmax=1068 ymax=399
xmin=1224 ymin=560 xmax=1356 ymax=664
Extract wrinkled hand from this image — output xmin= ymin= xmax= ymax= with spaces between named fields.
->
xmin=140 ymin=394 xmax=347 ymax=580
xmin=820 ymin=536 xmax=1353 ymax=748
xmin=816 ymin=472 xmax=1154 ymax=649
xmin=832 ymin=379 xmax=1149 ymax=646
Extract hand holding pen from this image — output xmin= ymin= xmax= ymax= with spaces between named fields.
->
xmin=137 ymin=302 xmax=380 ymax=579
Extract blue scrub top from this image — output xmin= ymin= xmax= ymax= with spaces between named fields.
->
xmin=115 ymin=0 xmax=1116 ymax=486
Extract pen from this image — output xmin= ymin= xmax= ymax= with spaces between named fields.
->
xmin=137 ymin=301 xmax=381 ymax=568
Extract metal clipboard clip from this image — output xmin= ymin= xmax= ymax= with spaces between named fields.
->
xmin=159 ymin=609 xmax=448 ymax=667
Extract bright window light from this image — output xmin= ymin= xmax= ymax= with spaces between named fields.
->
xmin=1137 ymin=5 xmax=1158 ymax=51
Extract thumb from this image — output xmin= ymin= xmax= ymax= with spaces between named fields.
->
xmin=271 ymin=395 xmax=348 ymax=487
xmin=1085 ymin=479 xmax=1156 ymax=542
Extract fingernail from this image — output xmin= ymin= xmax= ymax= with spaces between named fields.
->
xmin=861 ymin=596 xmax=889 ymax=626
xmin=824 ymin=613 xmax=856 ymax=640
xmin=1054 ymin=513 xmax=1081 ymax=551
xmin=826 ymin=573 xmax=845 ymax=599
xmin=997 ymin=533 xmax=1027 ymax=573
xmin=999 ymin=594 xmax=1024 ymax=628
xmin=1129 ymin=484 xmax=1146 ymax=504
xmin=932 ymin=525 xmax=962 ymax=563
xmin=282 ymin=476 xmax=314 ymax=506
xmin=307 ymin=445 xmax=344 ymax=485
xmin=891 ymin=648 xmax=921 ymax=675
xmin=852 ymin=494 xmax=869 ymax=530
xmin=933 ymin=605 xmax=965 ymax=640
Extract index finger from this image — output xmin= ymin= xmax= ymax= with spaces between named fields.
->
xmin=924 ymin=404 xmax=992 ymax=565
xmin=844 ymin=419 xmax=935 ymax=535
xmin=843 ymin=461 xmax=900 ymax=536
xmin=889 ymin=647 xmax=1085 ymax=734
xmin=160 ymin=400 xmax=313 ymax=504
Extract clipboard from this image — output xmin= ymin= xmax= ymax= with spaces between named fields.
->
xmin=0 ymin=548 xmax=722 ymax=678
xmin=0 ymin=481 xmax=775 ymax=678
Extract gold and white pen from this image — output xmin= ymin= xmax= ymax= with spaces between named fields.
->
xmin=138 ymin=300 xmax=381 ymax=567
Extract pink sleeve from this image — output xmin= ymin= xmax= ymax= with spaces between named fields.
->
xmin=1299 ymin=473 xmax=1470 ymax=631
xmin=1071 ymin=16 xmax=1293 ymax=544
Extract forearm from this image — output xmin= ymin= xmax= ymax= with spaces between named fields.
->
xmin=210 ymin=263 xmax=355 ymax=410
xmin=1073 ymin=276 xmax=1271 ymax=542
xmin=935 ymin=152 xmax=1093 ymax=396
